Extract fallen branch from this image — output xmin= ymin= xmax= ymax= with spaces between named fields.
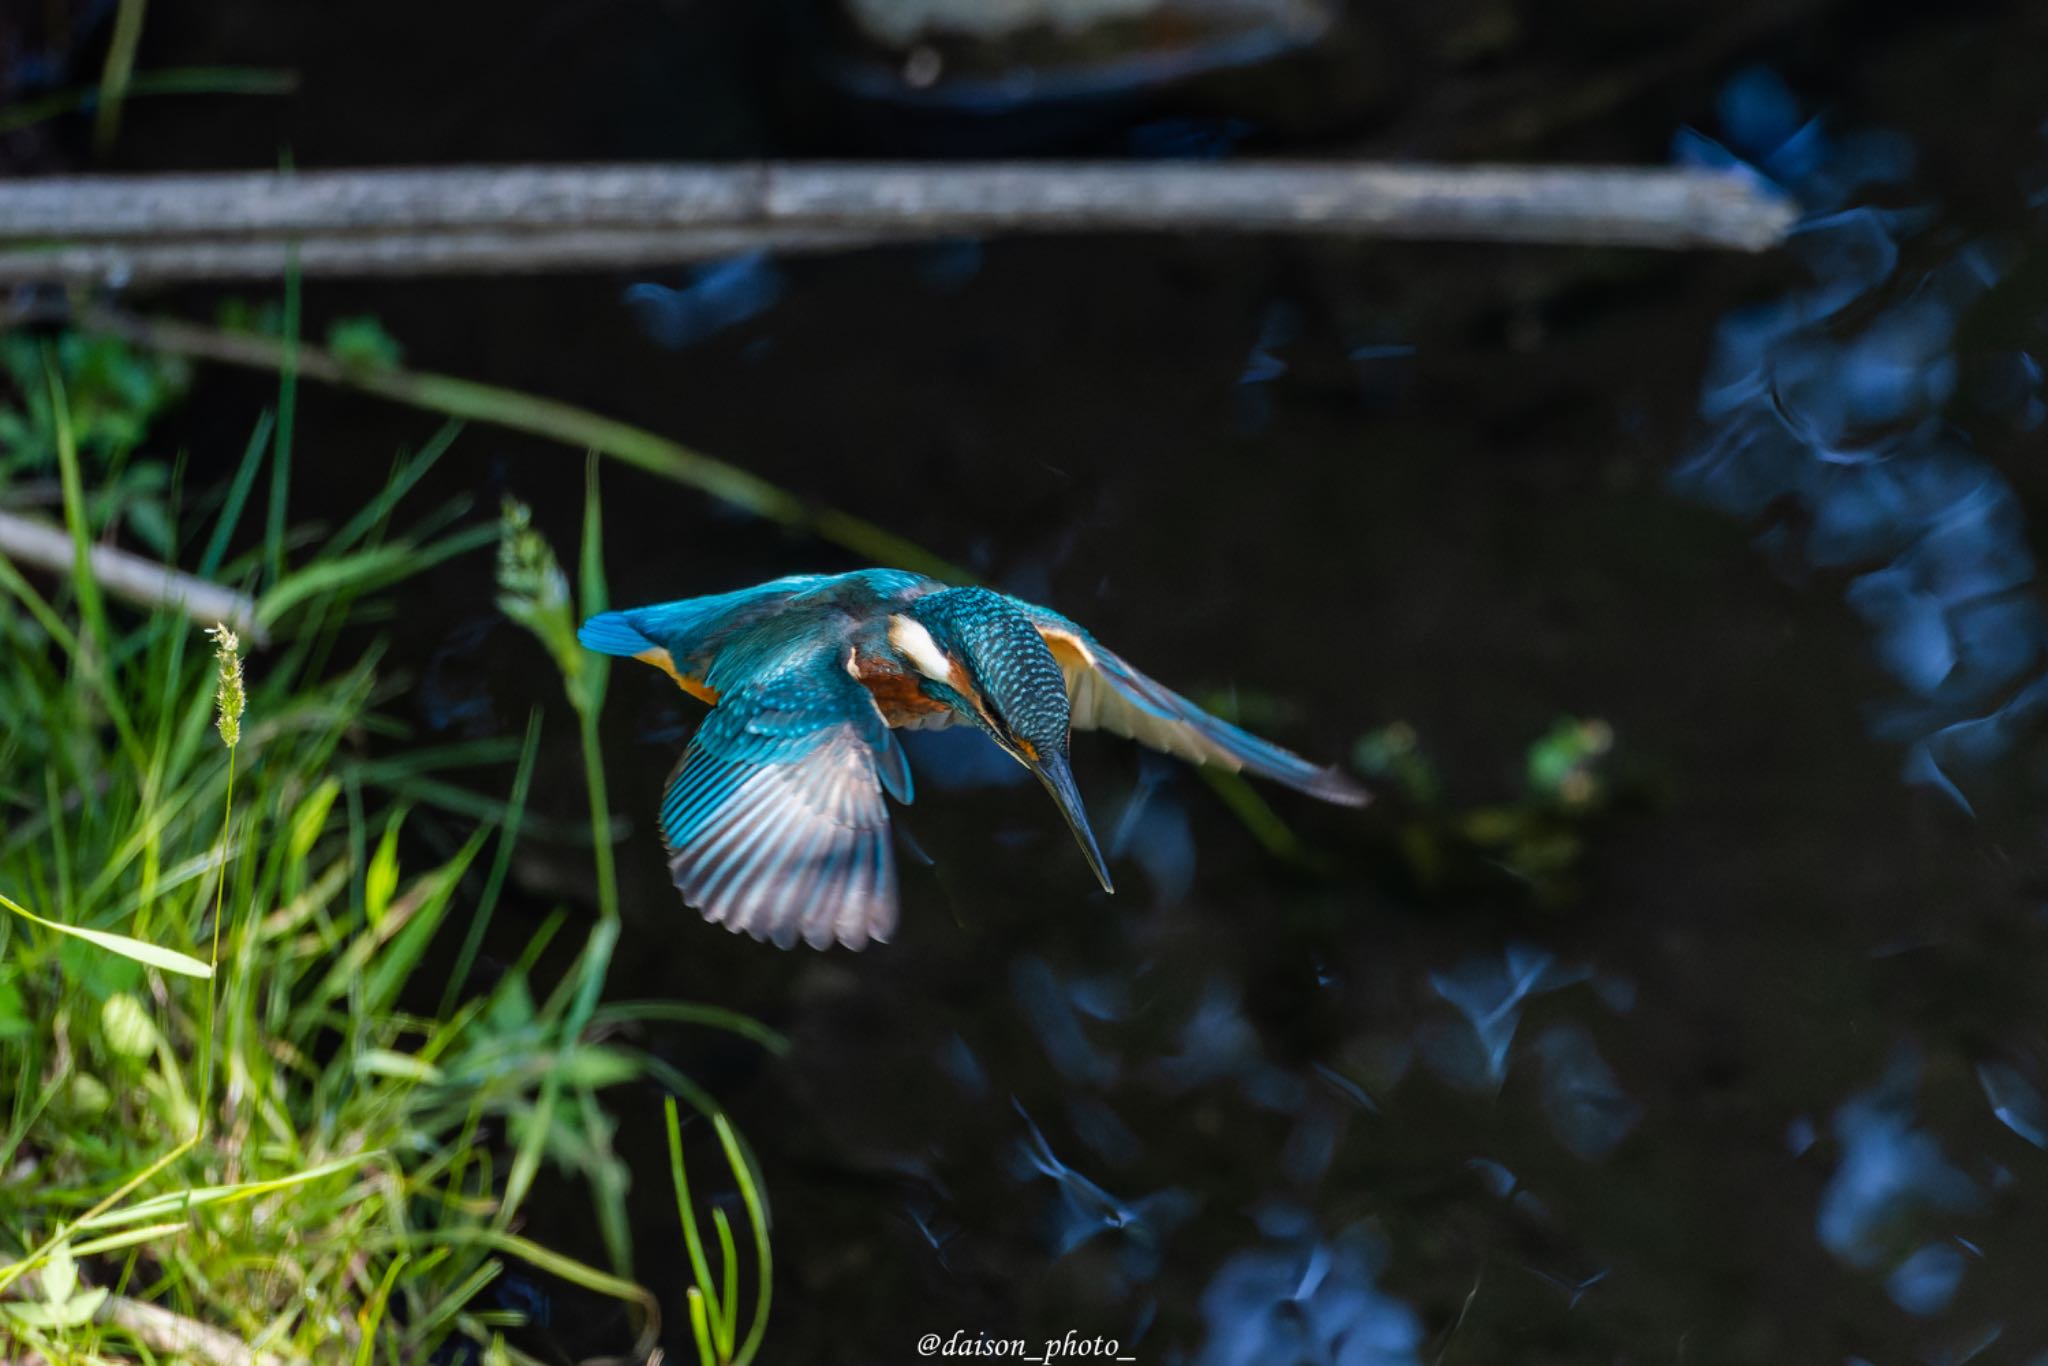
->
xmin=0 ymin=509 xmax=265 ymax=645
xmin=92 ymin=1293 xmax=287 ymax=1366
xmin=0 ymin=225 xmax=899 ymax=286
xmin=0 ymin=162 xmax=1797 ymax=285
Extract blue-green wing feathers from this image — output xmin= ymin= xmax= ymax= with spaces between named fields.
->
xmin=577 ymin=574 xmax=827 ymax=666
xmin=658 ymin=641 xmax=909 ymax=950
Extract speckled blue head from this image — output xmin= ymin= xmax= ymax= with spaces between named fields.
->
xmin=908 ymin=588 xmax=1112 ymax=894
xmin=911 ymin=588 xmax=1070 ymax=757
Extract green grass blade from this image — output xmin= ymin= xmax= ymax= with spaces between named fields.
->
xmin=72 ymin=1152 xmax=377 ymax=1232
xmin=68 ymin=1221 xmax=191 ymax=1258
xmin=93 ymin=0 xmax=149 ymax=153
xmin=197 ymin=410 xmax=274 ymax=580
xmin=589 ymin=1001 xmax=789 ymax=1056
xmin=717 ymin=1113 xmax=773 ymax=1366
xmin=328 ymin=419 xmax=463 ymax=556
xmin=0 ymin=67 xmax=296 ymax=136
xmin=713 ymin=1205 xmax=738 ymax=1358
xmin=82 ymin=309 xmax=971 ymax=582
xmin=354 ymin=1251 xmax=408 ymax=1366
xmin=266 ymin=245 xmax=301 ymax=587
xmin=496 ymin=918 xmax=618 ymax=1224
xmin=664 ymin=1097 xmax=723 ymax=1345
xmin=361 ymin=826 xmax=489 ymax=1015
xmin=0 ymin=889 xmax=212 ymax=979
xmin=441 ymin=710 xmax=541 ymax=1018
xmin=45 ymin=345 xmax=109 ymax=655
xmin=687 ymin=1289 xmax=718 ymax=1366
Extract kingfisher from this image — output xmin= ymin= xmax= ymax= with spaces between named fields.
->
xmin=579 ymin=569 xmax=1367 ymax=950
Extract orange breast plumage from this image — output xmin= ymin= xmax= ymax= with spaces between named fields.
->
xmin=848 ymin=648 xmax=954 ymax=729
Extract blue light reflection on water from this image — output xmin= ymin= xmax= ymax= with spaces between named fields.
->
xmin=1194 ymin=1221 xmax=1424 ymax=1366
xmin=1672 ymin=69 xmax=2048 ymax=810
xmin=1672 ymin=71 xmax=2048 ymax=1341
xmin=624 ymin=251 xmax=785 ymax=349
xmin=1010 ymin=1098 xmax=1197 ymax=1275
xmin=1816 ymin=1059 xmax=1982 ymax=1273
xmin=1418 ymin=944 xmax=1587 ymax=1093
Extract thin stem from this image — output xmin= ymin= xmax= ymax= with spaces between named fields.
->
xmin=578 ymin=706 xmax=617 ymax=927
xmin=0 ymin=67 xmax=296 ymax=138
xmin=92 ymin=0 xmax=150 ymax=155
xmin=719 ymin=1113 xmax=773 ymax=1366
xmin=665 ymin=1098 xmax=723 ymax=1348
xmin=198 ymin=742 xmax=236 ymax=1115
xmin=73 ymin=307 xmax=971 ymax=584
xmin=265 ymin=248 xmax=300 ymax=588
xmin=438 ymin=709 xmax=541 ymax=1019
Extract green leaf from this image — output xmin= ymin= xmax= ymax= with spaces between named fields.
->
xmin=2 ymin=891 xmax=214 ymax=979
xmin=288 ymin=776 xmax=342 ymax=862
xmin=0 ymin=974 xmax=29 ymax=1040
xmin=486 ymin=973 xmax=536 ymax=1034
xmin=256 ymin=543 xmax=415 ymax=627
xmin=364 ymin=808 xmax=405 ymax=928
xmin=57 ymin=934 xmax=146 ymax=998
xmin=101 ymin=991 xmax=160 ymax=1058
xmin=61 ymin=924 xmax=213 ymax=979
xmin=356 ymin=1048 xmax=444 ymax=1085
xmin=40 ymin=1240 xmax=76 ymax=1305
xmin=361 ymin=826 xmax=487 ymax=1015
xmin=75 ymin=1152 xmax=379 ymax=1231
xmin=69 ymin=1222 xmax=192 ymax=1259
xmin=326 ymin=316 xmax=405 ymax=373
xmin=63 ymin=1072 xmax=112 ymax=1118
xmin=3 ymin=1285 xmax=108 ymax=1329
xmin=553 ymin=1044 xmax=643 ymax=1091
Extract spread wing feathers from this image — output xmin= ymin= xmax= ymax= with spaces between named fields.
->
xmin=1027 ymin=612 xmax=1370 ymax=808
xmin=577 ymin=574 xmax=830 ymax=671
xmin=579 ymin=570 xmax=938 ymax=676
xmin=657 ymin=649 xmax=910 ymax=950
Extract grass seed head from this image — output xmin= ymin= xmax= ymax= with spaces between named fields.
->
xmin=206 ymin=622 xmax=245 ymax=748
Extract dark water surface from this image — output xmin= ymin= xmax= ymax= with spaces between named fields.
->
xmin=60 ymin=1 xmax=2048 ymax=1361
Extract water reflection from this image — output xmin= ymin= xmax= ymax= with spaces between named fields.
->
xmin=1011 ymin=1099 xmax=1196 ymax=1275
xmin=1418 ymin=944 xmax=1587 ymax=1093
xmin=1816 ymin=1058 xmax=1981 ymax=1275
xmin=625 ymin=251 xmax=784 ymax=349
xmin=1195 ymin=1218 xmax=1422 ymax=1366
xmin=1976 ymin=1062 xmax=2048 ymax=1149
xmin=1527 ymin=1022 xmax=1640 ymax=1162
xmin=1673 ymin=69 xmax=2048 ymax=808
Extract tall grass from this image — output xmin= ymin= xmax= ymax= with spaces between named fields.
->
xmin=0 ymin=334 xmax=780 ymax=1362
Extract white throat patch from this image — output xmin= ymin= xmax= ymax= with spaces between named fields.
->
xmin=887 ymin=614 xmax=956 ymax=686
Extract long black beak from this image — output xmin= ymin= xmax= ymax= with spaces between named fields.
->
xmin=1029 ymin=750 xmax=1114 ymax=895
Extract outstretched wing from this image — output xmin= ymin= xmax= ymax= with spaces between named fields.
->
xmin=1021 ymin=607 xmax=1369 ymax=807
xmin=580 ymin=570 xmax=939 ymax=704
xmin=578 ymin=574 xmax=830 ymax=703
xmin=659 ymin=636 xmax=914 ymax=950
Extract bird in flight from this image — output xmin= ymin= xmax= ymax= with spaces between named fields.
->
xmin=580 ymin=570 xmax=1366 ymax=950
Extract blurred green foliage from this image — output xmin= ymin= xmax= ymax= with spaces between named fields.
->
xmin=0 ymin=333 xmax=191 ymax=557
xmin=0 ymin=333 xmax=189 ymax=476
xmin=1356 ymin=716 xmax=1619 ymax=903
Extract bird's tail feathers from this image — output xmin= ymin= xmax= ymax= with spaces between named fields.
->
xmin=577 ymin=611 xmax=657 ymax=657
